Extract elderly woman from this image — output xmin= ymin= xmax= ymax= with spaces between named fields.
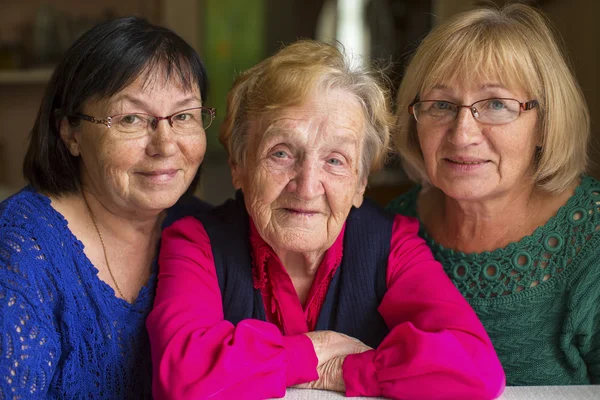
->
xmin=0 ymin=17 xmax=212 ymax=398
xmin=147 ymin=40 xmax=504 ymax=399
xmin=387 ymin=4 xmax=598 ymax=386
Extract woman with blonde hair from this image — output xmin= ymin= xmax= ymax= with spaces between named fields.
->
xmin=147 ymin=39 xmax=505 ymax=399
xmin=388 ymin=3 xmax=598 ymax=385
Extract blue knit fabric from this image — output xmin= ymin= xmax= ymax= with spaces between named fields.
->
xmin=0 ymin=186 xmax=210 ymax=399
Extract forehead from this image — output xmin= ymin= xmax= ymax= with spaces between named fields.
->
xmin=124 ymin=69 xmax=200 ymax=97
xmin=424 ymin=79 xmax=528 ymax=99
xmin=420 ymin=46 xmax=536 ymax=100
xmin=424 ymin=69 xmax=533 ymax=100
xmin=89 ymin=67 xmax=201 ymax=110
xmin=260 ymin=88 xmax=365 ymax=135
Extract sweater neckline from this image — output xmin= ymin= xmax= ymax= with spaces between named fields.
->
xmin=30 ymin=187 xmax=156 ymax=311
xmin=419 ymin=176 xmax=590 ymax=259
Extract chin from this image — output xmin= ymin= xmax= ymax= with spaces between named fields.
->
xmin=272 ymin=230 xmax=327 ymax=254
xmin=441 ymin=185 xmax=497 ymax=202
xmin=135 ymin=194 xmax=180 ymax=212
xmin=434 ymin=176 xmax=493 ymax=200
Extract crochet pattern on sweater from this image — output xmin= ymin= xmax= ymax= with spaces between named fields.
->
xmin=0 ymin=187 xmax=154 ymax=399
xmin=387 ymin=175 xmax=600 ymax=385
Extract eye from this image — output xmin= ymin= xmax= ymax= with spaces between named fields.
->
xmin=271 ymin=150 xmax=288 ymax=159
xmin=488 ymin=99 xmax=507 ymax=110
xmin=173 ymin=112 xmax=193 ymax=122
xmin=431 ymin=101 xmax=453 ymax=110
xmin=327 ymin=157 xmax=343 ymax=166
xmin=120 ymin=114 xmax=143 ymax=124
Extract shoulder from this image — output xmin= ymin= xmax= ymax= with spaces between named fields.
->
xmin=163 ymin=215 xmax=210 ymax=245
xmin=0 ymin=187 xmax=62 ymax=256
xmin=350 ymin=197 xmax=395 ymax=223
xmin=0 ymin=188 xmax=66 ymax=306
xmin=552 ymin=175 xmax=600 ymax=241
xmin=0 ymin=186 xmax=50 ymax=223
xmin=386 ymin=184 xmax=421 ymax=218
xmin=163 ymin=194 xmax=212 ymax=229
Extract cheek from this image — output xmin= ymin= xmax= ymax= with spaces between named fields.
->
xmin=92 ymin=139 xmax=139 ymax=177
xmin=247 ymin=164 xmax=291 ymax=203
xmin=417 ymin=130 xmax=439 ymax=163
xmin=494 ymin=131 xmax=536 ymax=170
xmin=182 ymin=135 xmax=207 ymax=164
xmin=323 ymin=175 xmax=358 ymax=213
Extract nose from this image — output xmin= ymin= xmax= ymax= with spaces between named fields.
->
xmin=446 ymin=106 xmax=485 ymax=147
xmin=286 ymin=158 xmax=324 ymax=201
xmin=146 ymin=119 xmax=178 ymax=157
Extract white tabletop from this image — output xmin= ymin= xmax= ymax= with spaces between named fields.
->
xmin=284 ymin=385 xmax=600 ymax=399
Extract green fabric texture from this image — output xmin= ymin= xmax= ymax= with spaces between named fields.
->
xmin=387 ymin=175 xmax=600 ymax=386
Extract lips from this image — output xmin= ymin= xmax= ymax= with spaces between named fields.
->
xmin=140 ymin=169 xmax=179 ymax=176
xmin=285 ymin=208 xmax=319 ymax=215
xmin=444 ymin=157 xmax=489 ymax=164
xmin=137 ymin=168 xmax=180 ymax=183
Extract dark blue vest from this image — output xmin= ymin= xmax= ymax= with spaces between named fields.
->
xmin=197 ymin=191 xmax=393 ymax=348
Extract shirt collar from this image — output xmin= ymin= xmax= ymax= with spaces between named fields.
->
xmin=248 ymin=218 xmax=346 ymax=290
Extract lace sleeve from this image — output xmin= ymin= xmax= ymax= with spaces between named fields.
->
xmin=0 ymin=284 xmax=61 ymax=398
xmin=0 ymin=222 xmax=61 ymax=398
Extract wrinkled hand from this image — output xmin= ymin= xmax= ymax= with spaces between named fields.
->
xmin=294 ymin=331 xmax=372 ymax=392
xmin=295 ymin=355 xmax=347 ymax=392
xmin=303 ymin=330 xmax=372 ymax=367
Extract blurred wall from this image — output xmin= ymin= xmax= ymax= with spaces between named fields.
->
xmin=0 ymin=0 xmax=598 ymax=203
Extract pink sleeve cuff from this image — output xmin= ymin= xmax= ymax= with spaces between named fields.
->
xmin=283 ymin=334 xmax=319 ymax=386
xmin=343 ymin=349 xmax=381 ymax=397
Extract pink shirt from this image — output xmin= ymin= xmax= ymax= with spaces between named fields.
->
xmin=147 ymin=214 xmax=505 ymax=399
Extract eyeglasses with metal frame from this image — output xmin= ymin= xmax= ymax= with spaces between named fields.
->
xmin=69 ymin=106 xmax=217 ymax=137
xmin=408 ymin=98 xmax=538 ymax=125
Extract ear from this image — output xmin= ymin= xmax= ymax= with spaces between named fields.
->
xmin=59 ymin=118 xmax=81 ymax=157
xmin=351 ymin=175 xmax=368 ymax=208
xmin=229 ymin=158 xmax=244 ymax=190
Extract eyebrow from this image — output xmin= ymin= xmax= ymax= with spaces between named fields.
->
xmin=431 ymin=83 xmax=508 ymax=92
xmin=261 ymin=126 xmax=359 ymax=149
xmin=111 ymin=94 xmax=201 ymax=111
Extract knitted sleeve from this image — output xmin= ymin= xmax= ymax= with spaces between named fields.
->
xmin=569 ymin=234 xmax=600 ymax=383
xmin=0 ymin=225 xmax=61 ymax=398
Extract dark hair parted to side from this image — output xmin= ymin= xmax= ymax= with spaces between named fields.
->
xmin=23 ymin=16 xmax=209 ymax=196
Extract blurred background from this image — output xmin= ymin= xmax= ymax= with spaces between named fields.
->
xmin=0 ymin=0 xmax=598 ymax=206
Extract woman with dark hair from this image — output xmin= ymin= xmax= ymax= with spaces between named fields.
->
xmin=0 ymin=17 xmax=212 ymax=398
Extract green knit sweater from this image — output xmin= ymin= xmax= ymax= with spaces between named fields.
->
xmin=387 ymin=175 xmax=600 ymax=386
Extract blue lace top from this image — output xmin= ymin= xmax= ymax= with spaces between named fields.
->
xmin=0 ymin=186 xmax=209 ymax=399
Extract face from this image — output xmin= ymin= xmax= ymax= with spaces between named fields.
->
xmin=232 ymin=88 xmax=367 ymax=256
xmin=61 ymin=70 xmax=206 ymax=215
xmin=416 ymin=78 xmax=539 ymax=202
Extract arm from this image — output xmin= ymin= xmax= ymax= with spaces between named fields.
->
xmin=147 ymin=217 xmax=319 ymax=400
xmin=342 ymin=215 xmax=505 ymax=400
xmin=571 ymin=244 xmax=600 ymax=383
xmin=0 ymin=230 xmax=61 ymax=398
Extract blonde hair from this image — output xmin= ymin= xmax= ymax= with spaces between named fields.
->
xmin=220 ymin=40 xmax=393 ymax=178
xmin=395 ymin=3 xmax=590 ymax=193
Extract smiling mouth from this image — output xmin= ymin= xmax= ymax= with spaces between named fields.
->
xmin=445 ymin=159 xmax=489 ymax=164
xmin=284 ymin=208 xmax=319 ymax=216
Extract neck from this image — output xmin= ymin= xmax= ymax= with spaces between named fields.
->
xmin=276 ymin=249 xmax=326 ymax=278
xmin=274 ymin=248 xmax=326 ymax=307
xmin=422 ymin=183 xmax=544 ymax=253
xmin=81 ymin=189 xmax=163 ymax=246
